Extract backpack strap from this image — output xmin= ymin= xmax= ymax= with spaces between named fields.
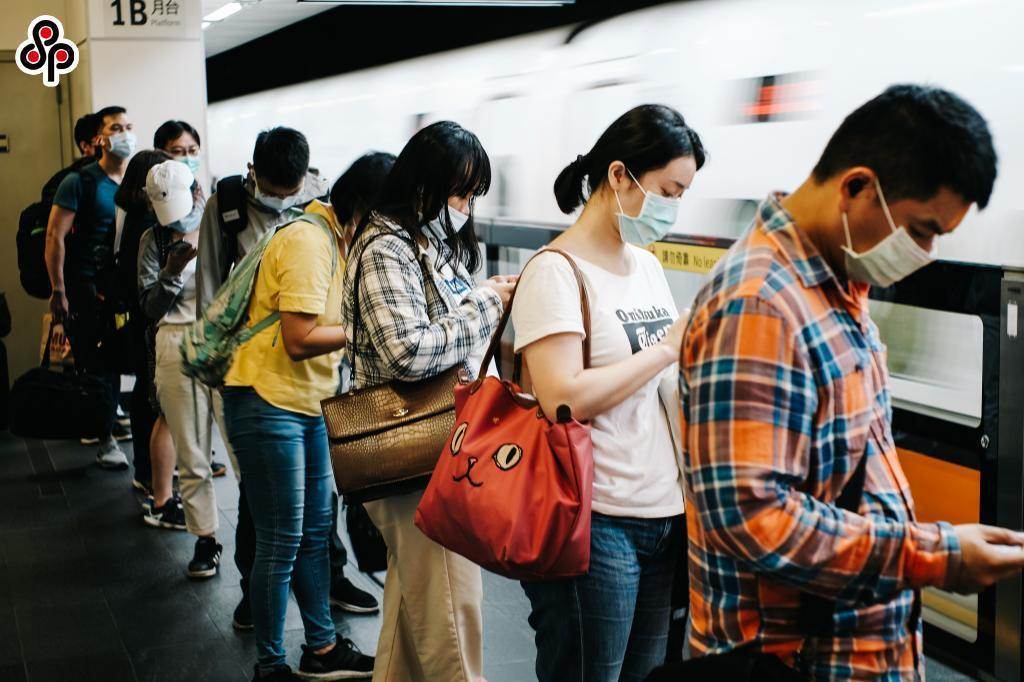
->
xmin=243 ymin=212 xmax=340 ymax=340
xmin=215 ymin=175 xmax=248 ymax=282
xmin=73 ymin=169 xmax=97 ymax=236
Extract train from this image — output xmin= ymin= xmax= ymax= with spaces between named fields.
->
xmin=207 ymin=0 xmax=1023 ymax=269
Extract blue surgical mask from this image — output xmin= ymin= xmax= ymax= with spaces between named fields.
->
xmin=107 ymin=131 xmax=137 ymax=159
xmin=254 ymin=176 xmax=303 ymax=212
xmin=179 ymin=155 xmax=201 ymax=175
xmin=166 ymin=202 xmax=203 ymax=234
xmin=614 ymin=170 xmax=680 ymax=246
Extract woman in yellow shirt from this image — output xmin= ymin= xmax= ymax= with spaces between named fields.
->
xmin=223 ymin=199 xmax=373 ymax=681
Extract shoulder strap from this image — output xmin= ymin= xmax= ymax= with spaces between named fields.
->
xmin=474 ymin=247 xmax=592 ymax=388
xmin=287 ymin=212 xmax=339 ymax=275
xmin=797 ymin=450 xmax=869 ymax=636
xmin=348 ymin=225 xmax=417 ymax=380
xmin=74 ymin=169 xmax=97 ymax=232
xmin=216 ymin=175 xmax=247 ymax=280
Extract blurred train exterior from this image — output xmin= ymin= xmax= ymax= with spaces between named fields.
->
xmin=208 ymin=0 xmax=1023 ymax=269
xmin=207 ymin=1 xmax=1024 ymax=678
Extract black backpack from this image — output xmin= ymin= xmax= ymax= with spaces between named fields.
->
xmin=17 ymin=163 xmax=96 ymax=299
xmin=215 ymin=175 xmax=248 ymax=283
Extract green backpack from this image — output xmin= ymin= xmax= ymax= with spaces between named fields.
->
xmin=180 ymin=211 xmax=337 ymax=388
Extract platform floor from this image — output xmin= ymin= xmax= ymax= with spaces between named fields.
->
xmin=0 ymin=431 xmax=975 ymax=681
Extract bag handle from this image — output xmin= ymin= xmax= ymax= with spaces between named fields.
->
xmin=41 ymin=318 xmax=72 ymax=371
xmin=473 ymin=247 xmax=592 ymax=385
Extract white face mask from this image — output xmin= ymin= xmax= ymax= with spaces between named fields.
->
xmin=841 ymin=178 xmax=936 ymax=288
xmin=428 ymin=205 xmax=470 ymax=239
xmin=253 ymin=175 xmax=303 ymax=212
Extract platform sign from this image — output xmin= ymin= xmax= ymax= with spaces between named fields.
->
xmin=91 ymin=0 xmax=198 ymax=39
xmin=646 ymin=242 xmax=727 ymax=276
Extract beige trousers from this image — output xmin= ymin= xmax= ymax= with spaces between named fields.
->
xmin=365 ymin=490 xmax=483 ymax=682
xmin=154 ymin=324 xmax=217 ymax=535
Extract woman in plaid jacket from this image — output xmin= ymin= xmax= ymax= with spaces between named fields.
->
xmin=341 ymin=121 xmax=515 ymax=682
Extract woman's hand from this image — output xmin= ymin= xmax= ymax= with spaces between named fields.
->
xmin=165 ymin=242 xmax=198 ymax=276
xmin=480 ymin=276 xmax=517 ymax=308
xmin=657 ymin=308 xmax=690 ymax=366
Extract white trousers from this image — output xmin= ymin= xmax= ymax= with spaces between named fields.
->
xmin=154 ymin=324 xmax=217 ymax=536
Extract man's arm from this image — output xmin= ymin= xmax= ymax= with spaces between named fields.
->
xmin=45 ymin=205 xmax=75 ymax=319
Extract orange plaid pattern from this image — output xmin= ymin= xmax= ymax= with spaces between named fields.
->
xmin=679 ymin=194 xmax=962 ymax=681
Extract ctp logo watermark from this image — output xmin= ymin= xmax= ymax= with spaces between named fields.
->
xmin=16 ymin=16 xmax=79 ymax=87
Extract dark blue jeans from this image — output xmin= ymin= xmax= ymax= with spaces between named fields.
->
xmin=223 ymin=388 xmax=336 ymax=674
xmin=522 ymin=512 xmax=684 ymax=682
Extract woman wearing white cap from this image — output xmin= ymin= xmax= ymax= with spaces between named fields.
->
xmin=138 ymin=160 xmax=223 ymax=579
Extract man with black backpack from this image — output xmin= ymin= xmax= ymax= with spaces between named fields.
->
xmin=46 ymin=105 xmax=136 ymax=470
xmin=195 ymin=128 xmax=377 ymax=631
xmin=18 ymin=113 xmax=103 ymax=300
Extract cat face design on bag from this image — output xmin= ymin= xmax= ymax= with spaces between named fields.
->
xmin=449 ymin=422 xmax=524 ymax=487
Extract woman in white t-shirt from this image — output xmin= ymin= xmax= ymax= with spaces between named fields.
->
xmin=512 ymin=104 xmax=706 ymax=682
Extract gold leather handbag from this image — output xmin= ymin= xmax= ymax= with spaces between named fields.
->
xmin=321 ymin=230 xmax=469 ymax=503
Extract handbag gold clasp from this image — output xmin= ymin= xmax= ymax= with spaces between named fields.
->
xmin=392 ymin=407 xmax=409 ymax=418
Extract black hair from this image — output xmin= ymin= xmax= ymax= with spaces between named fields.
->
xmin=330 ymin=152 xmax=397 ymax=226
xmin=94 ymin=105 xmax=127 ymax=125
xmin=812 ymin=84 xmax=997 ymax=209
xmin=554 ymin=104 xmax=706 ymax=214
xmin=114 ymin=149 xmax=173 ymax=212
xmin=356 ymin=121 xmax=490 ymax=273
xmin=73 ymin=113 xmax=101 ymax=149
xmin=252 ymin=126 xmax=309 ymax=189
xmin=154 ymin=120 xmax=201 ymax=151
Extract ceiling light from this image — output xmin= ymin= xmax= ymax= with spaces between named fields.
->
xmin=297 ymin=1 xmax=573 ymax=5
xmin=201 ymin=21 xmax=212 ymax=29
xmin=204 ymin=2 xmax=243 ymax=22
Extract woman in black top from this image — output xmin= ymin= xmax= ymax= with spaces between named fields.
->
xmin=114 ymin=149 xmax=183 ymax=527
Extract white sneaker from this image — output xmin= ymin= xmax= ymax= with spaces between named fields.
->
xmin=96 ymin=441 xmax=129 ymax=470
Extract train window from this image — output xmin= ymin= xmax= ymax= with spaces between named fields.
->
xmin=869 ymin=302 xmax=983 ymax=428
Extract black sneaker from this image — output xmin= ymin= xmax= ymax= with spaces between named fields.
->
xmin=297 ymin=639 xmax=373 ymax=680
xmin=253 ymin=664 xmax=300 ymax=681
xmin=143 ymin=497 xmax=187 ymax=531
xmin=113 ymin=421 xmax=133 ymax=443
xmin=187 ymin=536 xmax=222 ymax=579
xmin=212 ymin=459 xmax=227 ymax=478
xmin=233 ymin=593 xmax=254 ymax=631
xmin=329 ymin=577 xmax=379 ymax=614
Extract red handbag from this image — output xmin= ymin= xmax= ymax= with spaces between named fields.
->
xmin=414 ymin=249 xmax=594 ymax=581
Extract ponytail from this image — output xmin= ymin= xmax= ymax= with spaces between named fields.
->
xmin=553 ymin=154 xmax=590 ymax=214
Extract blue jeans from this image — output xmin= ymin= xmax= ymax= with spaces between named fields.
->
xmin=522 ymin=512 xmax=684 ymax=682
xmin=223 ymin=388 xmax=336 ymax=674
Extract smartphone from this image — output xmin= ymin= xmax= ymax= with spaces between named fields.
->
xmin=169 ymin=240 xmax=194 ymax=255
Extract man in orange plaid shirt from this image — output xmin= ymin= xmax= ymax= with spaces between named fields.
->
xmin=680 ymin=84 xmax=1024 ymax=680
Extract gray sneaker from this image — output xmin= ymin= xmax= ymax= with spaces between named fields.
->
xmin=96 ymin=440 xmax=129 ymax=470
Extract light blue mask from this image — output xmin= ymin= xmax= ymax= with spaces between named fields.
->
xmin=107 ymin=131 xmax=137 ymax=159
xmin=166 ymin=201 xmax=203 ymax=234
xmin=179 ymin=155 xmax=201 ymax=175
xmin=614 ymin=170 xmax=680 ymax=246
xmin=254 ymin=176 xmax=303 ymax=212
